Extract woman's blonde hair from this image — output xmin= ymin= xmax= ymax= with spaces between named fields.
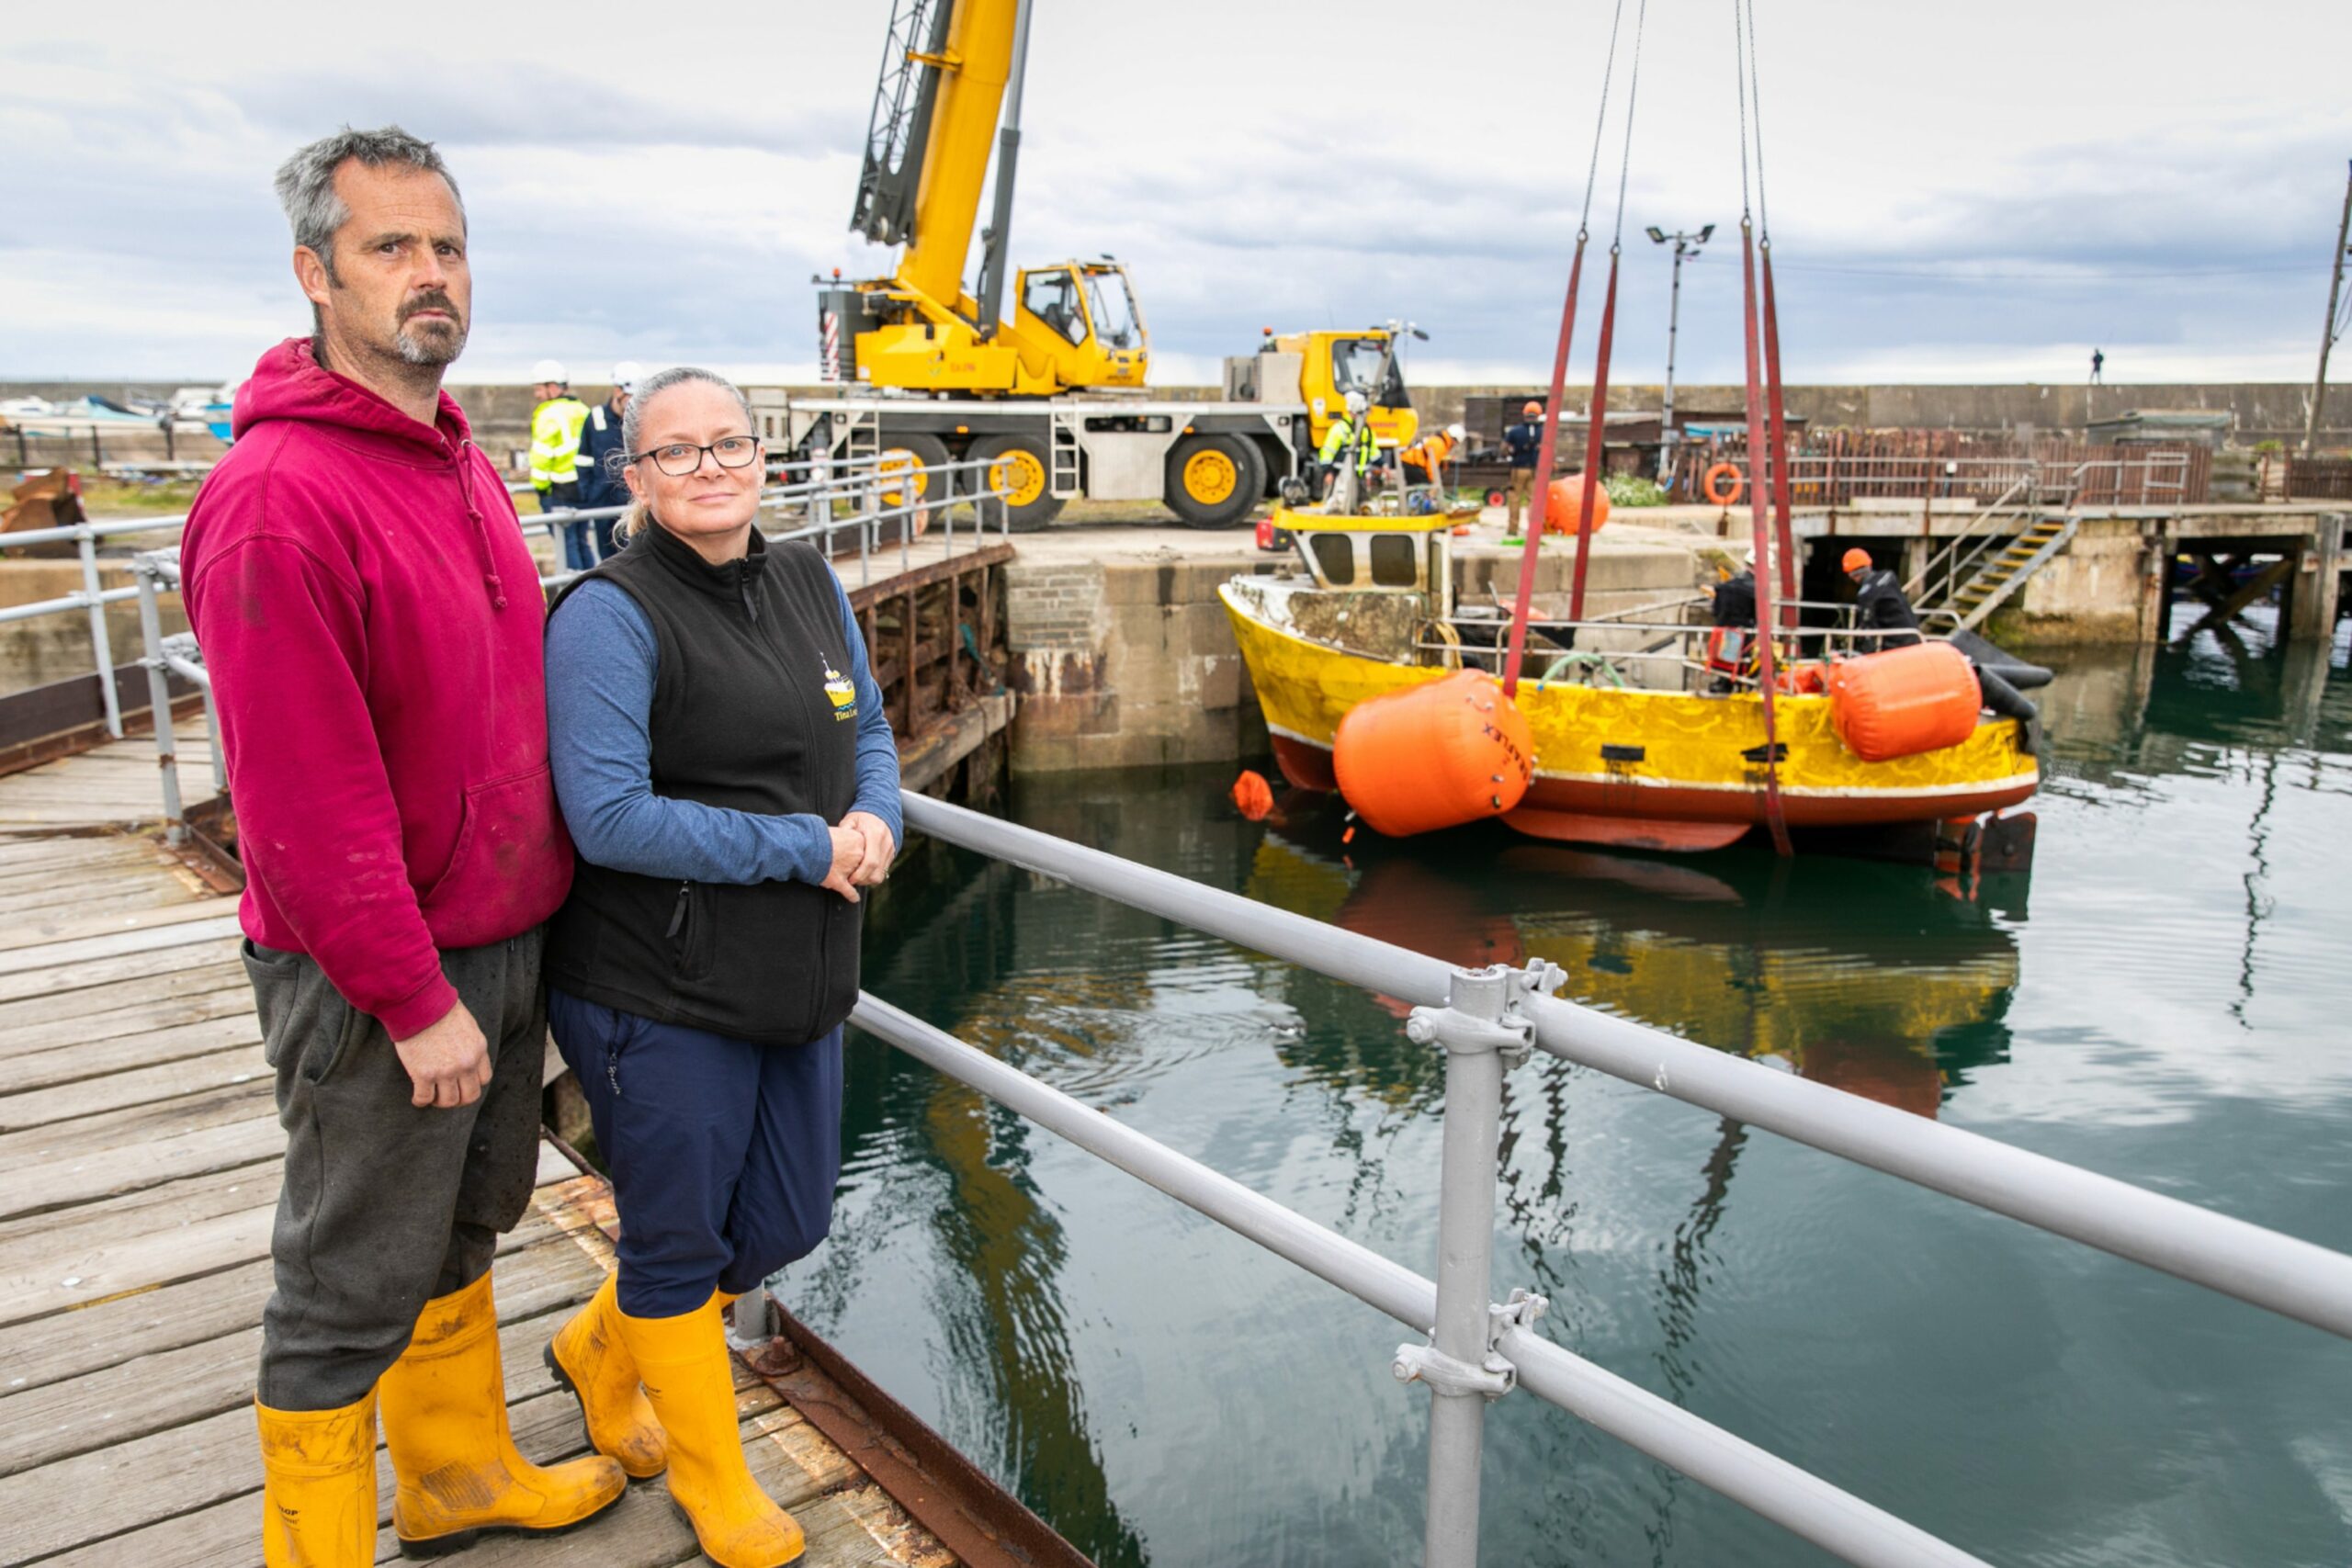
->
xmin=611 ymin=366 xmax=761 ymax=545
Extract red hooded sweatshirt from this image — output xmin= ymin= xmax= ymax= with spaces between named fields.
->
xmin=182 ymin=338 xmax=571 ymax=1039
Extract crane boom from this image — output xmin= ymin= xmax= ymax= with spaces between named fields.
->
xmin=850 ymin=0 xmax=1023 ymax=312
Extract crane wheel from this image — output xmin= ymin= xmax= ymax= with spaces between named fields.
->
xmin=876 ymin=433 xmax=952 ymax=536
xmin=1165 ymin=434 xmax=1265 ymax=529
xmin=964 ymin=433 xmax=1065 ymax=533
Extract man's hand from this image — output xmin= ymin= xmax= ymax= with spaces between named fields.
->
xmin=821 ymin=825 xmax=865 ymax=904
xmin=392 ymin=999 xmax=492 ymax=1109
xmin=842 ymin=810 xmax=897 ymax=887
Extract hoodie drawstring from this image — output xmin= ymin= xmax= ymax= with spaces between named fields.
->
xmin=454 ymin=439 xmax=508 ymax=611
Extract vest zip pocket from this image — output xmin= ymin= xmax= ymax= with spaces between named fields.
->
xmin=667 ymin=880 xmax=716 ymax=980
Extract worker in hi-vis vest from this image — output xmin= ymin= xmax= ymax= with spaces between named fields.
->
xmin=528 ymin=358 xmax=592 ymax=515
xmin=1317 ymin=390 xmax=1377 ymax=501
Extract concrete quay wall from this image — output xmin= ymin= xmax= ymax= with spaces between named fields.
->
xmin=15 ymin=382 xmax=2345 ymax=464
xmin=999 ymin=528 xmax=1724 ymax=773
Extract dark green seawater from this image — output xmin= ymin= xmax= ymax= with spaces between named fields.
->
xmin=775 ymin=610 xmax=2352 ymax=1567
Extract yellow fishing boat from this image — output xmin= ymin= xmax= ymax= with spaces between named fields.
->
xmin=1220 ymin=511 xmax=2039 ymax=854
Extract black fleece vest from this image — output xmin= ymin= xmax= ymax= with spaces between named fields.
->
xmin=543 ymin=523 xmax=862 ymax=1044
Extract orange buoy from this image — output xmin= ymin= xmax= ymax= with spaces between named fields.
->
xmin=1230 ymin=769 xmax=1275 ymax=820
xmin=1826 ymin=642 xmax=1981 ymax=762
xmin=1543 ymin=474 xmax=1611 ymax=536
xmin=1702 ymin=462 xmax=1744 ymax=506
xmin=1332 ymin=670 xmax=1534 ymax=837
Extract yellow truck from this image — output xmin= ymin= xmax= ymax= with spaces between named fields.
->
xmin=769 ymin=0 xmax=1419 ymax=530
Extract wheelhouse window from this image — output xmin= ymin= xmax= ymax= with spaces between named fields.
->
xmin=1309 ymin=533 xmax=1355 ymax=586
xmin=1024 ymin=271 xmax=1086 ymax=344
xmin=1367 ymin=534 xmax=1419 ymax=588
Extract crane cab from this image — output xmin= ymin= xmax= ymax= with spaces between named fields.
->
xmin=1258 ymin=330 xmax=1421 ymax=453
xmin=1007 ymin=262 xmax=1150 ymax=390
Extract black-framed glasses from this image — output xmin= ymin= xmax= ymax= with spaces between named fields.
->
xmin=628 ymin=435 xmax=761 ymax=477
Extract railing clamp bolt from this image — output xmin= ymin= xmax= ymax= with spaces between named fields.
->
xmin=1404 ymin=960 xmax=1565 ymax=1069
xmin=1393 ymin=1288 xmax=1547 ymax=1401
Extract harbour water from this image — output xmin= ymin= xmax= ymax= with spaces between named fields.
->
xmin=783 ymin=611 xmax=2352 ymax=1567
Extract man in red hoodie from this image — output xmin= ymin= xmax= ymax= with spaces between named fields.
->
xmin=180 ymin=126 xmax=623 ymax=1565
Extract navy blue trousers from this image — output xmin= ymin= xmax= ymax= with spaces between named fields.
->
xmin=548 ymin=988 xmax=845 ymax=1318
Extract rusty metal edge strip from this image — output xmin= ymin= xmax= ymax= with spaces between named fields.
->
xmin=741 ymin=1292 xmax=1097 ymax=1568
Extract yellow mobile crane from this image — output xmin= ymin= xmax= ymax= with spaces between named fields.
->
xmin=780 ymin=0 xmax=1421 ymax=529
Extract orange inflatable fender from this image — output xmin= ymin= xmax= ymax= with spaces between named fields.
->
xmin=1543 ymin=474 xmax=1611 ymax=536
xmin=1826 ymin=642 xmax=1981 ymax=762
xmin=1702 ymin=462 xmax=1744 ymax=507
xmin=1333 ymin=671 xmax=1534 ymax=837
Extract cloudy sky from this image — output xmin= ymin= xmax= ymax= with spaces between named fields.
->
xmin=5 ymin=0 xmax=2348 ymax=388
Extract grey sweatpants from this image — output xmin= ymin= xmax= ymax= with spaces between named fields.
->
xmin=245 ymin=927 xmax=548 ymax=1411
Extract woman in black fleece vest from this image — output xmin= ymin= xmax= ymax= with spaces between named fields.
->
xmin=537 ymin=367 xmax=900 ymax=1568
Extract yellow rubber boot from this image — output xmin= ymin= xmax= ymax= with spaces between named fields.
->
xmin=616 ymin=1294 xmax=805 ymax=1568
xmin=256 ymin=1391 xmax=378 ymax=1567
xmin=379 ymin=1271 xmax=627 ymax=1557
xmin=545 ymin=1272 xmax=667 ymax=1480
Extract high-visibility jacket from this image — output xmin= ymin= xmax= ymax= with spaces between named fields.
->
xmin=529 ymin=395 xmax=591 ymax=491
xmin=1317 ymin=415 xmax=1376 ymax=473
xmin=1400 ymin=431 xmax=1458 ymax=474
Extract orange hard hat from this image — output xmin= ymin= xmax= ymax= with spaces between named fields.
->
xmin=1842 ymin=547 xmax=1872 ymax=574
xmin=1521 ymin=400 xmax=1543 ymax=417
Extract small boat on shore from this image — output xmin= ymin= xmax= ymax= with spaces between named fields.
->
xmin=1220 ymin=511 xmax=2040 ymax=856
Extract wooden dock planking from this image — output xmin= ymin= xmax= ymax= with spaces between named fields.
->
xmin=0 ymin=774 xmax=960 ymax=1567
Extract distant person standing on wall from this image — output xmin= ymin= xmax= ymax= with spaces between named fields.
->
xmin=2090 ymin=347 xmax=2105 ymax=386
xmin=530 ymin=358 xmax=592 ymax=534
xmin=180 ymin=125 xmax=624 ymax=1567
xmin=1502 ymin=399 xmax=1545 ymax=532
xmin=574 ymin=361 xmax=640 ymax=563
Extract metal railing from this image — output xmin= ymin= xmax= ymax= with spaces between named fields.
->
xmin=112 ymin=560 xmax=2352 ymax=1562
xmin=7 ymin=449 xmax=1009 ymax=746
xmin=853 ymin=794 xmax=2352 ymax=1568
xmin=121 ymin=451 xmax=1012 ymax=839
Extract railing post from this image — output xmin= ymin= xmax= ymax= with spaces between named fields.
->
xmin=78 ymin=524 xmax=123 ymax=738
xmin=1395 ymin=961 xmax=1563 ymax=1568
xmin=133 ymin=556 xmax=183 ymax=840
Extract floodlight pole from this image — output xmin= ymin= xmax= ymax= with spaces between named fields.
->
xmin=2304 ymin=159 xmax=2352 ymax=459
xmin=1649 ymin=224 xmax=1713 ymax=480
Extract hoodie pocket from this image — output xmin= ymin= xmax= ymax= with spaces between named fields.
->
xmin=418 ymin=764 xmax=569 ymax=944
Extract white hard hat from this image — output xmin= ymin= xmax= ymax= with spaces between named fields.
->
xmin=530 ymin=358 xmax=567 ymax=385
xmin=610 ymin=361 xmax=643 ymax=394
xmin=1446 ymin=423 xmax=1465 ymax=442
xmin=1344 ymin=389 xmax=1369 ymax=414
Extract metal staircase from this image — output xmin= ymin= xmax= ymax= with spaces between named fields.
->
xmin=1944 ymin=514 xmax=2077 ymax=629
xmin=1906 ymin=465 xmax=2087 ymax=633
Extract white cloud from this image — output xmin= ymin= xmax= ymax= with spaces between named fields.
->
xmin=4 ymin=0 xmax=2348 ymax=386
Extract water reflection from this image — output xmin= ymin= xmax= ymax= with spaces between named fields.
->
xmin=785 ymin=604 xmax=2352 ymax=1568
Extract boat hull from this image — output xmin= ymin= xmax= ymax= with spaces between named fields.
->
xmin=1227 ymin=583 xmax=2038 ymax=845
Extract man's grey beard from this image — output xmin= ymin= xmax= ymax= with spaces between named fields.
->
xmin=394 ymin=318 xmax=468 ymax=367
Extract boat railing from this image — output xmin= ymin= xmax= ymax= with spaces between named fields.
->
xmin=6 ymin=449 xmax=1007 ymax=746
xmin=849 ymin=793 xmax=2352 ymax=1568
xmin=119 ymin=568 xmax=2352 ymax=1564
xmin=1421 ymin=607 xmax=1945 ymax=691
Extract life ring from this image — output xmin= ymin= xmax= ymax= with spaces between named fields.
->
xmin=1702 ymin=463 xmax=1745 ymax=507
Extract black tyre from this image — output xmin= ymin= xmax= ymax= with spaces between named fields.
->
xmin=965 ymin=433 xmax=1066 ymax=534
xmin=874 ymin=431 xmax=951 ymax=535
xmin=1164 ymin=434 xmax=1266 ymax=529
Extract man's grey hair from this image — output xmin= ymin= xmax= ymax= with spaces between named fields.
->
xmin=274 ymin=125 xmax=465 ymax=281
xmin=614 ymin=367 xmax=761 ymax=543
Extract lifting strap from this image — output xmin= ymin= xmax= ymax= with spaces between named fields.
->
xmin=1735 ymin=0 xmax=1792 ymax=855
xmin=1504 ymin=0 xmax=1634 ymax=697
xmin=1567 ymin=252 xmax=1620 ymax=624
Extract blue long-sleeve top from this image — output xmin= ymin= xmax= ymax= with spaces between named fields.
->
xmin=545 ymin=575 xmax=902 ymax=886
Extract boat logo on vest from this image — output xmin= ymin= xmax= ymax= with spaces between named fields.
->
xmin=820 ymin=656 xmax=856 ymax=721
